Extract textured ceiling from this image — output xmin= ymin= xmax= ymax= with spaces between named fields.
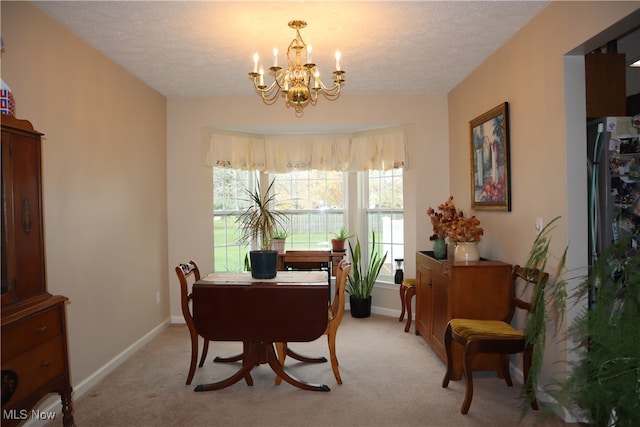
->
xmin=33 ymin=1 xmax=550 ymax=99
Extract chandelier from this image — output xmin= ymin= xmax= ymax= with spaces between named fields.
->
xmin=248 ymin=20 xmax=345 ymax=117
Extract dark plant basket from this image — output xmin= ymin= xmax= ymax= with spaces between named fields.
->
xmin=349 ymin=295 xmax=372 ymax=318
xmin=250 ymin=251 xmax=278 ymax=279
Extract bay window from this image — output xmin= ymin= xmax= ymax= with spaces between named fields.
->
xmin=209 ymin=128 xmax=407 ymax=284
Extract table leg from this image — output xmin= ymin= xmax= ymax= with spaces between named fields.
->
xmin=195 ymin=341 xmax=328 ymax=392
xmin=265 ymin=343 xmax=330 ymax=392
xmin=194 ymin=343 xmax=254 ymax=391
xmin=214 ymin=353 xmax=243 ymax=363
xmin=285 ymin=345 xmax=327 ymax=364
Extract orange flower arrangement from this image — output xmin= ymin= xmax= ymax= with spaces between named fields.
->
xmin=427 ymin=196 xmax=483 ymax=243
xmin=427 ymin=196 xmax=460 ymax=240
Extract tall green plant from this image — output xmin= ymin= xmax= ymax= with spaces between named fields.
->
xmin=347 ymin=231 xmax=388 ymax=299
xmin=553 ymin=238 xmax=640 ymax=426
xmin=236 ymin=179 xmax=286 ymax=251
xmin=522 ymin=216 xmax=568 ymax=413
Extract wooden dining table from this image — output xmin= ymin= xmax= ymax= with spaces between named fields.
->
xmin=192 ymin=271 xmax=330 ymax=392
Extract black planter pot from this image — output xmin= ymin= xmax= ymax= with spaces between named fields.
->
xmin=349 ymin=295 xmax=372 ymax=318
xmin=249 ymin=250 xmax=278 ymax=279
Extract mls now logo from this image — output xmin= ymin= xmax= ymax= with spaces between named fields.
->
xmin=3 ymin=409 xmax=56 ymax=421
xmin=31 ymin=409 xmax=57 ymax=421
xmin=3 ymin=409 xmax=28 ymax=420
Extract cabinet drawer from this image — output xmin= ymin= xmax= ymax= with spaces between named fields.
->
xmin=1 ymin=307 xmax=62 ymax=362
xmin=2 ymin=337 xmax=65 ymax=407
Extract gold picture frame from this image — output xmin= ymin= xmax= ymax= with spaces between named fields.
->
xmin=469 ymin=102 xmax=511 ymax=211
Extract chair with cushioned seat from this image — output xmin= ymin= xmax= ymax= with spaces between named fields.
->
xmin=441 ymin=265 xmax=548 ymax=414
xmin=399 ymin=278 xmax=416 ymax=332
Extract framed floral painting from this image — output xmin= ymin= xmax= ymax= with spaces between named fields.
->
xmin=469 ymin=102 xmax=511 ymax=211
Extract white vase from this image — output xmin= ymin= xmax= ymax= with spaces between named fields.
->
xmin=454 ymin=242 xmax=480 ymax=262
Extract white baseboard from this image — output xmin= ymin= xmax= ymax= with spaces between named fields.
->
xmin=510 ymin=365 xmax=586 ymax=423
xmin=345 ymin=301 xmax=403 ymax=320
xmin=27 ymin=308 xmax=407 ymax=425
xmin=171 ymin=315 xmax=186 ymax=324
xmin=23 ymin=318 xmax=171 ymax=426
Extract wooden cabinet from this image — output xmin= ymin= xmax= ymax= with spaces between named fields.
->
xmin=1 ymin=114 xmax=74 ymax=426
xmin=415 ymin=251 xmax=512 ymax=380
xmin=585 ymin=52 xmax=627 ymax=118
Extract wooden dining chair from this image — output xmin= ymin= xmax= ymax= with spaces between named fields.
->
xmin=175 ymin=260 xmax=243 ymax=385
xmin=276 ymin=259 xmax=352 ymax=385
xmin=175 ymin=261 xmax=209 ymax=385
xmin=441 ymin=265 xmax=548 ymax=414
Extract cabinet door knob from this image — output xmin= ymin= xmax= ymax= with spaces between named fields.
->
xmin=40 ymin=361 xmax=50 ymax=368
xmin=37 ymin=326 xmax=48 ymax=333
xmin=428 ymin=280 xmax=432 ymax=287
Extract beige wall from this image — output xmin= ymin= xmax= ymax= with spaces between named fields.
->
xmin=1 ymin=0 xmax=168 ymax=393
xmin=448 ymin=0 xmax=640 ymax=404
xmin=166 ymin=94 xmax=450 ymax=320
xmin=3 ymin=0 xmax=640 ymax=418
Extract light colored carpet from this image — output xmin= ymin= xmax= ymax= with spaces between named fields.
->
xmin=52 ymin=314 xmax=576 ymax=427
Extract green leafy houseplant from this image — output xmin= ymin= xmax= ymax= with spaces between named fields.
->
xmin=272 ymin=230 xmax=290 ymax=240
xmin=333 ymin=227 xmax=354 ymax=240
xmin=236 ymin=179 xmax=287 ymax=278
xmin=520 ymin=216 xmax=568 ymax=413
xmin=331 ymin=226 xmax=354 ymax=252
xmin=236 ymin=179 xmax=286 ymax=251
xmin=550 ymin=238 xmax=640 ymax=427
xmin=272 ymin=229 xmax=289 ymax=254
xmin=524 ymin=218 xmax=640 ymax=426
xmin=347 ymin=231 xmax=388 ymax=300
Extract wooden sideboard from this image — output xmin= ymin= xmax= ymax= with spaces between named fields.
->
xmin=415 ymin=251 xmax=512 ymax=380
xmin=1 ymin=115 xmax=74 ymax=426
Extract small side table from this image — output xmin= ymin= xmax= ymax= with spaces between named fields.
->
xmin=399 ymin=278 xmax=416 ymax=332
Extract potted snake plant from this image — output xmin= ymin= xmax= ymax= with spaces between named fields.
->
xmin=347 ymin=231 xmax=387 ymax=318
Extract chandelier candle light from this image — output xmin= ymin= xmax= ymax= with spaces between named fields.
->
xmin=249 ymin=20 xmax=345 ymax=117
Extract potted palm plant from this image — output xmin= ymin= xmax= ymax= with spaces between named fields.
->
xmin=331 ymin=226 xmax=353 ymax=252
xmin=236 ymin=179 xmax=287 ymax=279
xmin=347 ymin=231 xmax=387 ymax=318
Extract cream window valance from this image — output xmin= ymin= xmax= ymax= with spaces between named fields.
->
xmin=206 ymin=128 xmax=407 ymax=172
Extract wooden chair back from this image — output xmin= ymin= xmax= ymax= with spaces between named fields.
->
xmin=174 ymin=260 xmax=205 ymax=384
xmin=505 ymin=265 xmax=550 ymax=323
xmin=175 ymin=260 xmax=201 ymax=326
xmin=329 ymin=260 xmax=351 ymax=327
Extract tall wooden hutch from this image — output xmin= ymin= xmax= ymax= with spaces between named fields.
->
xmin=1 ymin=114 xmax=74 ymax=426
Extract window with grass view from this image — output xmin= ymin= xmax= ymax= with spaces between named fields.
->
xmin=213 ymin=168 xmax=403 ymax=281
xmin=366 ymin=169 xmax=404 ymax=279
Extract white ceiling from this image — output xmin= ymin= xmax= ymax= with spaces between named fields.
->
xmin=33 ymin=1 xmax=552 ymax=99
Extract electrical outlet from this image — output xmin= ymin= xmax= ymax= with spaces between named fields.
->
xmin=156 ymin=291 xmax=161 ymax=304
xmin=535 ymin=218 xmax=543 ymax=233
